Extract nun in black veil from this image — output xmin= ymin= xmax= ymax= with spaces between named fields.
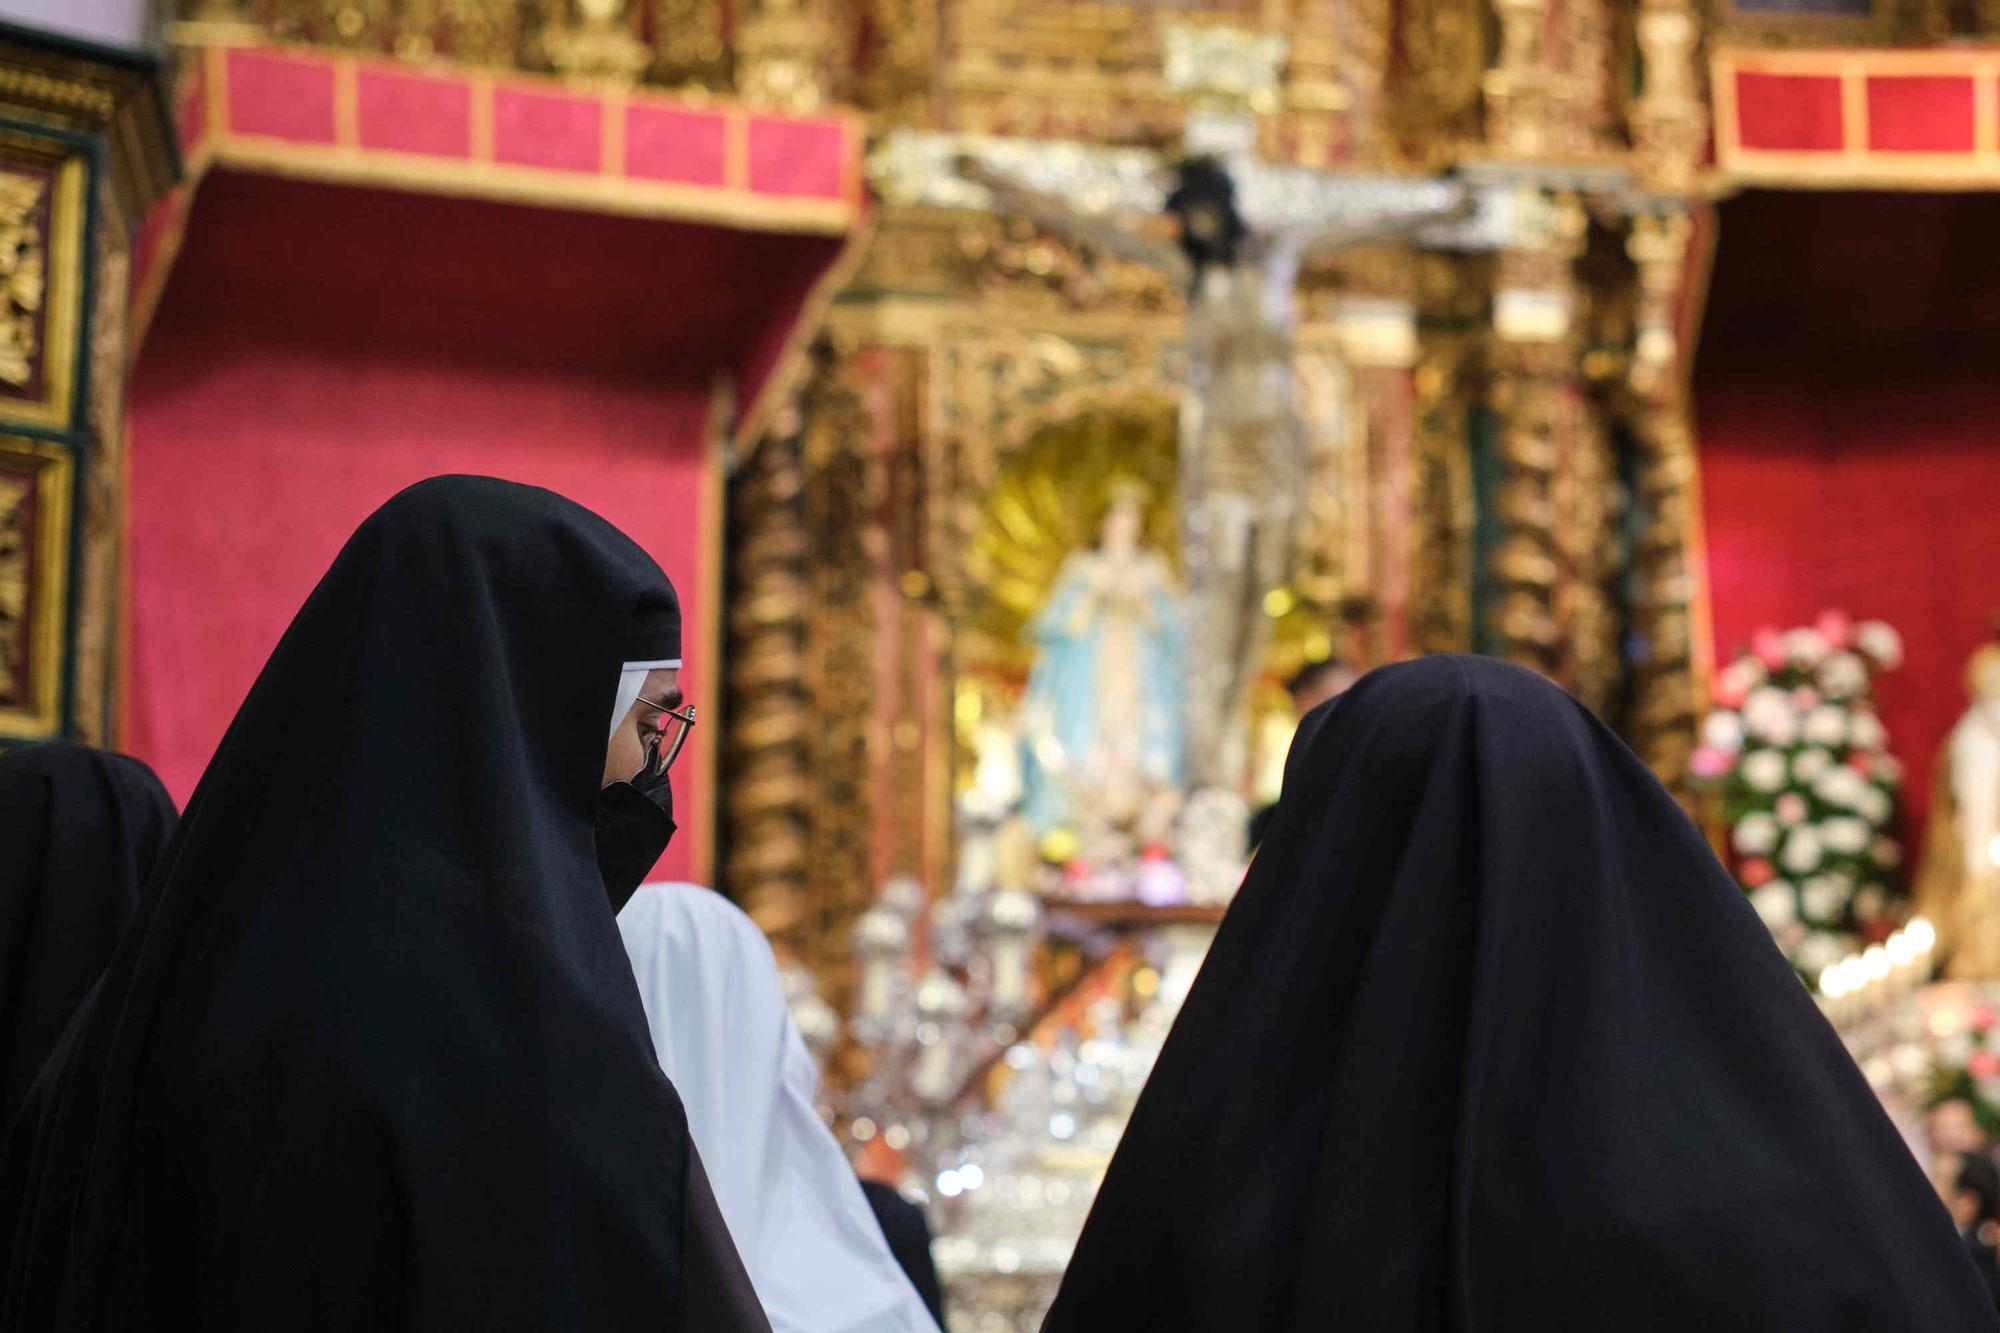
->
xmin=0 ymin=744 xmax=176 ymax=1130
xmin=1044 ymin=654 xmax=2000 ymax=1331
xmin=0 ymin=476 xmax=767 ymax=1331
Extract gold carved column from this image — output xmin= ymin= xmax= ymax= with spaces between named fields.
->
xmin=0 ymin=30 xmax=175 ymax=750
xmin=1485 ymin=194 xmax=1586 ymax=682
xmin=1622 ymin=0 xmax=1705 ymax=793
xmin=728 ymin=335 xmax=910 ymax=980
xmin=1408 ymin=254 xmax=1484 ymax=656
xmin=1623 ymin=208 xmax=1701 ymax=796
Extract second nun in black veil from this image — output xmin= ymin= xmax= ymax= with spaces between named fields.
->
xmin=1 ymin=477 xmax=767 ymax=1331
xmin=1044 ymin=654 xmax=2000 ymax=1331
xmin=0 ymin=744 xmax=176 ymax=1130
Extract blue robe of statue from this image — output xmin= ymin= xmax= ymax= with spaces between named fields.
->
xmin=1019 ymin=550 xmax=1185 ymax=837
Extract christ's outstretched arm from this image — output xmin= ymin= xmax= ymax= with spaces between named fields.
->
xmin=956 ymin=155 xmax=1195 ymax=287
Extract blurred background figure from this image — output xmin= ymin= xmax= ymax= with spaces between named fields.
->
xmin=1936 ymin=1151 xmax=2000 ymax=1308
xmin=1929 ymin=1095 xmax=1992 ymax=1163
xmin=0 ymin=743 xmax=176 ymax=1128
xmin=1248 ymin=656 xmax=1359 ymax=850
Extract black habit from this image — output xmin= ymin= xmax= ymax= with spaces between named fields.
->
xmin=861 ymin=1177 xmax=946 ymax=1326
xmin=0 ymin=744 xmax=176 ymax=1130
xmin=1 ymin=476 xmax=766 ymax=1331
xmin=1043 ymin=654 xmax=2000 ymax=1331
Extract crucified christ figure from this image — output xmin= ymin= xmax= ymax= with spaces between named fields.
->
xmin=962 ymin=152 xmax=1465 ymax=817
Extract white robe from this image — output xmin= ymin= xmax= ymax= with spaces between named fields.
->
xmin=618 ymin=883 xmax=937 ymax=1333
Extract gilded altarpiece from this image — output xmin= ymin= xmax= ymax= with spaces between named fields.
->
xmin=0 ymin=31 xmax=174 ymax=750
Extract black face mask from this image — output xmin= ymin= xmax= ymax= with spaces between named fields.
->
xmin=594 ymin=740 xmax=675 ymax=913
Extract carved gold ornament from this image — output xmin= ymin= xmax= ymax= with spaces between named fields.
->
xmin=0 ymin=172 xmax=44 ymax=390
xmin=0 ymin=438 xmax=71 ymax=738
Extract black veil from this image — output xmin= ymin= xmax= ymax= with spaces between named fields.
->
xmin=0 ymin=744 xmax=176 ymax=1128
xmin=2 ymin=477 xmax=738 ymax=1329
xmin=1044 ymin=654 xmax=1998 ymax=1331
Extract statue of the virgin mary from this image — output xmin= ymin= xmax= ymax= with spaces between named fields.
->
xmin=1019 ymin=481 xmax=1186 ymax=839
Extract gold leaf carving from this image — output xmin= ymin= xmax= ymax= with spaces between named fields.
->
xmin=0 ymin=468 xmax=28 ymax=703
xmin=0 ymin=172 xmax=46 ymax=390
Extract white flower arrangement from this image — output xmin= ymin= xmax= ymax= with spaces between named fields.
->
xmin=1694 ymin=611 xmax=1910 ymax=991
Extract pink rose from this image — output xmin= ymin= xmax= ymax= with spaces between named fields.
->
xmin=1739 ymin=857 xmax=1776 ymax=889
xmin=1791 ymin=687 xmax=1821 ymax=711
xmin=1973 ymin=1005 xmax=1998 ymax=1034
xmin=1753 ymin=628 xmax=1786 ymax=669
xmin=1971 ymin=1050 xmax=2000 ymax=1080
xmin=1775 ymin=793 xmax=1808 ymax=824
xmin=1816 ymin=609 xmax=1853 ymax=649
xmin=1712 ymin=675 xmax=1750 ymax=710
xmin=1690 ymin=746 xmax=1736 ymax=779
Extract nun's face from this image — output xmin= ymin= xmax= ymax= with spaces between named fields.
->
xmin=604 ymin=667 xmax=682 ymax=789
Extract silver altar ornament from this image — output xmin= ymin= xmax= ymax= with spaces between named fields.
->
xmin=980 ymin=889 xmax=1042 ymax=1022
xmin=1179 ymin=786 xmax=1250 ymax=905
xmin=930 ymin=893 xmax=977 ymax=970
xmin=912 ymin=967 xmax=971 ymax=1103
xmin=793 ymin=995 xmax=841 ymax=1064
xmin=852 ymin=904 xmax=911 ymax=1038
xmin=779 ymin=962 xmax=841 ymax=1064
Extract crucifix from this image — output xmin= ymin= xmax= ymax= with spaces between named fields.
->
xmin=873 ymin=26 xmax=1481 ymax=897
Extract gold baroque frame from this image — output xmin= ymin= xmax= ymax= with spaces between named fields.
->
xmin=0 ymin=433 xmax=73 ymax=739
xmin=0 ymin=143 xmax=85 ymax=434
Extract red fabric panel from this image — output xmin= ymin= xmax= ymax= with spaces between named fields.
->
xmin=357 ymin=68 xmax=472 ymax=158
xmin=131 ymin=190 xmax=185 ymax=302
xmin=1867 ymin=75 xmax=1975 ymax=152
xmin=1735 ymin=72 xmax=1846 ymax=152
xmin=493 ymin=86 xmax=601 ymax=172
xmin=624 ymin=105 xmax=729 ymax=186
xmin=747 ymin=117 xmax=848 ymax=198
xmin=126 ymin=172 xmax=842 ymax=881
xmin=226 ymin=50 xmax=336 ymax=145
xmin=1697 ymin=190 xmax=2000 ymax=853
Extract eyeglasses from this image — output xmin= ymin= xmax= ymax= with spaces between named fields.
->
xmin=636 ymin=696 xmax=698 ymax=777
